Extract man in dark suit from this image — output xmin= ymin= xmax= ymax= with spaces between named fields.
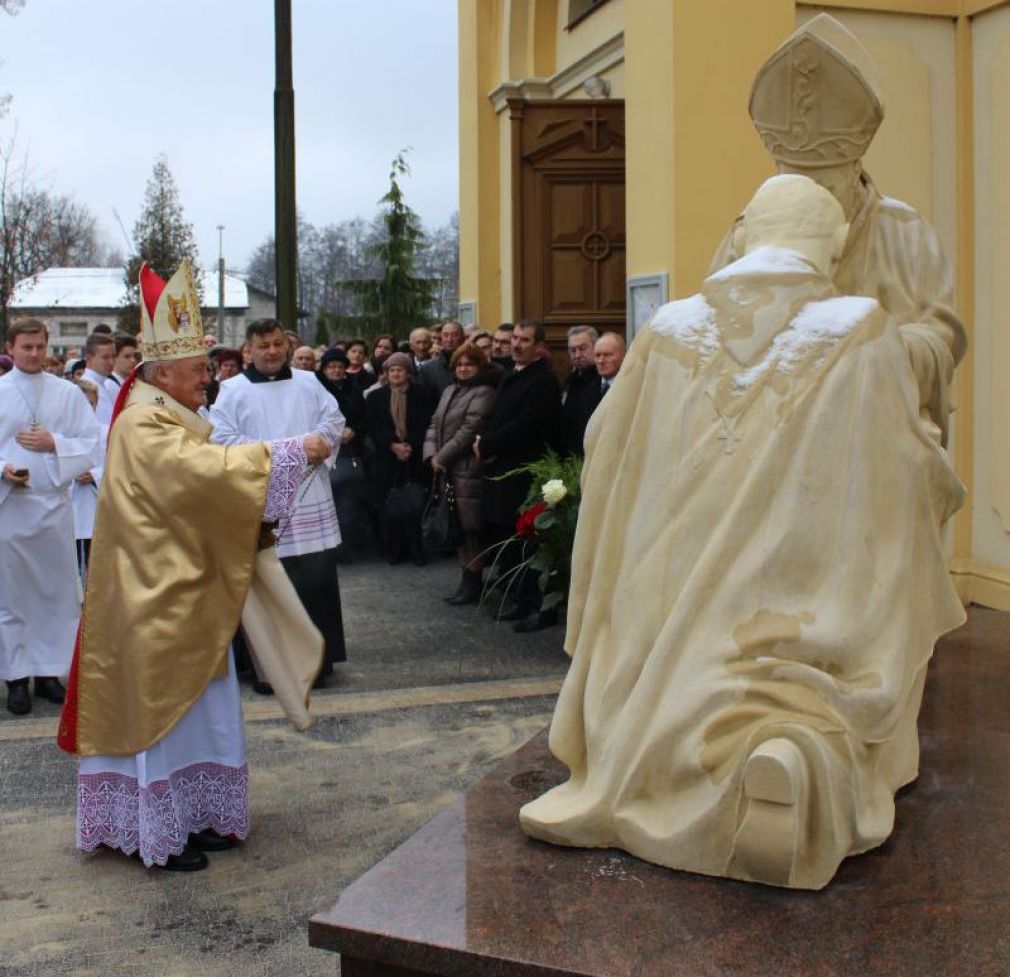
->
xmin=491 ymin=324 xmax=515 ymax=373
xmin=560 ymin=325 xmax=599 ymax=455
xmin=476 ymin=320 xmax=561 ymax=632
xmin=593 ymin=331 xmax=625 ymax=392
xmin=419 ymin=321 xmax=464 ymax=395
xmin=562 ymin=330 xmax=626 ymax=456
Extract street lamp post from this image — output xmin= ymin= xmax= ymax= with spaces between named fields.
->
xmin=217 ymin=224 xmax=226 ymax=345
xmin=274 ymin=0 xmax=297 ymax=334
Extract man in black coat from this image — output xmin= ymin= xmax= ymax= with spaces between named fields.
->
xmin=476 ymin=320 xmax=561 ymax=632
xmin=490 ymin=323 xmax=516 ymax=374
xmin=419 ymin=321 xmax=465 ymax=396
xmin=560 ymin=325 xmax=599 ymax=456
xmin=562 ymin=330 xmax=627 ymax=456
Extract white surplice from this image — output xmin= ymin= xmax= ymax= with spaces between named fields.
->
xmin=71 ymin=424 xmax=107 ymax=542
xmin=210 ymin=369 xmax=345 ymax=557
xmin=82 ymin=367 xmax=115 ymax=428
xmin=0 ymin=368 xmax=102 ymax=680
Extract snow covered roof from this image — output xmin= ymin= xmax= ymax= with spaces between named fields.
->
xmin=11 ymin=267 xmax=250 ymax=310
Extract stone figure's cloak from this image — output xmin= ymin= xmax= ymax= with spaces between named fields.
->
xmin=59 ymin=381 xmax=273 ymax=757
xmin=711 ymin=175 xmax=966 ymax=444
xmin=520 ymin=255 xmax=966 ymax=889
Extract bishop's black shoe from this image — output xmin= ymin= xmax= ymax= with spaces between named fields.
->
xmin=252 ymin=681 xmax=274 ymax=696
xmin=34 ymin=676 xmax=66 ymax=704
xmin=189 ymin=829 xmax=240 ymax=852
xmin=6 ymin=680 xmax=30 ymax=716
xmin=162 ymin=842 xmax=209 ymax=872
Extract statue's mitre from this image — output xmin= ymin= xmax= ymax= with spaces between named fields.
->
xmin=137 ymin=259 xmax=205 ymax=361
xmin=749 ymin=14 xmax=884 ymax=169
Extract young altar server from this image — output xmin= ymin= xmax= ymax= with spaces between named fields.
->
xmin=0 ymin=319 xmax=102 ymax=715
xmin=211 ymin=318 xmax=347 ymax=688
xmin=70 ymin=379 xmax=105 ymax=580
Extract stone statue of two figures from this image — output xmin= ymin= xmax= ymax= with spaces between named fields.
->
xmin=519 ymin=15 xmax=967 ymax=891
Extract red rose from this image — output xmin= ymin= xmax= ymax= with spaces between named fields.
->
xmin=516 ymin=501 xmax=547 ymax=539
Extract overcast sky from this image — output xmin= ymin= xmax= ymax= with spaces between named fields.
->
xmin=1 ymin=0 xmax=459 ymax=273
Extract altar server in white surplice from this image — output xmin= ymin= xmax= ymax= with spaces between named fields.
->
xmin=69 ymin=378 xmax=107 ymax=579
xmin=211 ymin=318 xmax=347 ymax=685
xmin=0 ymin=319 xmax=102 ymax=715
xmin=81 ymin=332 xmax=117 ymax=429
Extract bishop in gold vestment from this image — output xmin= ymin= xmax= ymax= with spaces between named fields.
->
xmin=59 ymin=262 xmax=328 ymax=869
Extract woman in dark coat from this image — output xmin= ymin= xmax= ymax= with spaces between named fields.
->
xmin=423 ymin=344 xmax=498 ymax=604
xmin=364 ymin=352 xmax=435 ymax=565
xmin=317 ymin=348 xmax=372 ymax=554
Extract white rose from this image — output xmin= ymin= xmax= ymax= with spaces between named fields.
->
xmin=542 ymin=479 xmax=567 ymax=506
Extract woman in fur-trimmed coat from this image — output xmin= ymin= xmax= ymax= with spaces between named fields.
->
xmin=423 ymin=343 xmax=498 ymax=604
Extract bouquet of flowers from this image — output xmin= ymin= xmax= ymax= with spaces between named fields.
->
xmin=485 ymin=450 xmax=583 ymax=613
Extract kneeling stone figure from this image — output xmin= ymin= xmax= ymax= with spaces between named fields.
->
xmin=519 ymin=174 xmax=966 ymax=890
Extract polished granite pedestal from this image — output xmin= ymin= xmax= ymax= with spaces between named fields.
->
xmin=309 ymin=609 xmax=1010 ymax=977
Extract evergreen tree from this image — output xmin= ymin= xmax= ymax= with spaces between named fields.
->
xmin=120 ymin=154 xmax=201 ymax=331
xmin=342 ymin=150 xmax=437 ymax=337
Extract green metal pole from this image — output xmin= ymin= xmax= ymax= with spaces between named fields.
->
xmin=274 ymin=0 xmax=297 ymax=333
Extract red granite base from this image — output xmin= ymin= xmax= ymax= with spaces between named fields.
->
xmin=309 ymin=607 xmax=1010 ymax=977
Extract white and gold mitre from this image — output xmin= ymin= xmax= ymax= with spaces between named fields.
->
xmin=138 ymin=259 xmax=205 ymax=361
xmin=749 ymin=14 xmax=884 ymax=169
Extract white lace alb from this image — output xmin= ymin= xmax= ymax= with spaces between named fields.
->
xmin=77 ymin=761 xmax=250 ymax=866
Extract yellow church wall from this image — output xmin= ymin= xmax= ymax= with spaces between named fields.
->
xmin=624 ymin=0 xmax=793 ymax=299
xmin=458 ymin=0 xmax=503 ymax=326
xmin=556 ymin=0 xmax=625 ymax=71
xmin=498 ymin=107 xmax=515 ymax=322
xmin=487 ymin=0 xmax=628 ymax=322
xmin=967 ymin=4 xmax=1010 ymax=606
xmin=797 ymin=7 xmax=957 ymax=251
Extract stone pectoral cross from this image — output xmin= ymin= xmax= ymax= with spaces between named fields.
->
xmin=706 ymin=392 xmax=743 ymax=455
xmin=717 ymin=414 xmax=742 ymax=454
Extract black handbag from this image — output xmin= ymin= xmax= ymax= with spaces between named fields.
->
xmin=383 ymin=465 xmax=427 ymax=524
xmin=421 ymin=473 xmax=461 ymax=552
xmin=330 ymin=454 xmax=365 ymax=489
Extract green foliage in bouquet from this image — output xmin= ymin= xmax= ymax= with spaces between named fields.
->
xmin=482 ymin=450 xmax=583 ymax=614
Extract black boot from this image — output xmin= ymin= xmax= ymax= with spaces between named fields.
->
xmin=443 ymin=569 xmax=468 ymax=603
xmin=6 ymin=679 xmax=30 ymax=716
xmin=162 ymin=842 xmax=209 ymax=872
xmin=189 ymin=829 xmax=240 ymax=852
xmin=409 ymin=537 xmax=428 ymax=567
xmin=34 ymin=676 xmax=66 ymax=704
xmin=513 ymin=607 xmax=559 ymax=633
xmin=446 ymin=569 xmax=482 ymax=606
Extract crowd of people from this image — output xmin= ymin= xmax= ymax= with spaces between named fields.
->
xmin=0 ymin=313 xmax=626 ymax=718
xmin=207 ymin=317 xmax=627 ymax=631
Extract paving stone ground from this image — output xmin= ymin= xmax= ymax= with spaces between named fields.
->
xmin=0 ymin=557 xmax=570 ymax=977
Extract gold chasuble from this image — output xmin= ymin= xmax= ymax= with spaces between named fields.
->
xmin=62 ymin=380 xmax=272 ymax=756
